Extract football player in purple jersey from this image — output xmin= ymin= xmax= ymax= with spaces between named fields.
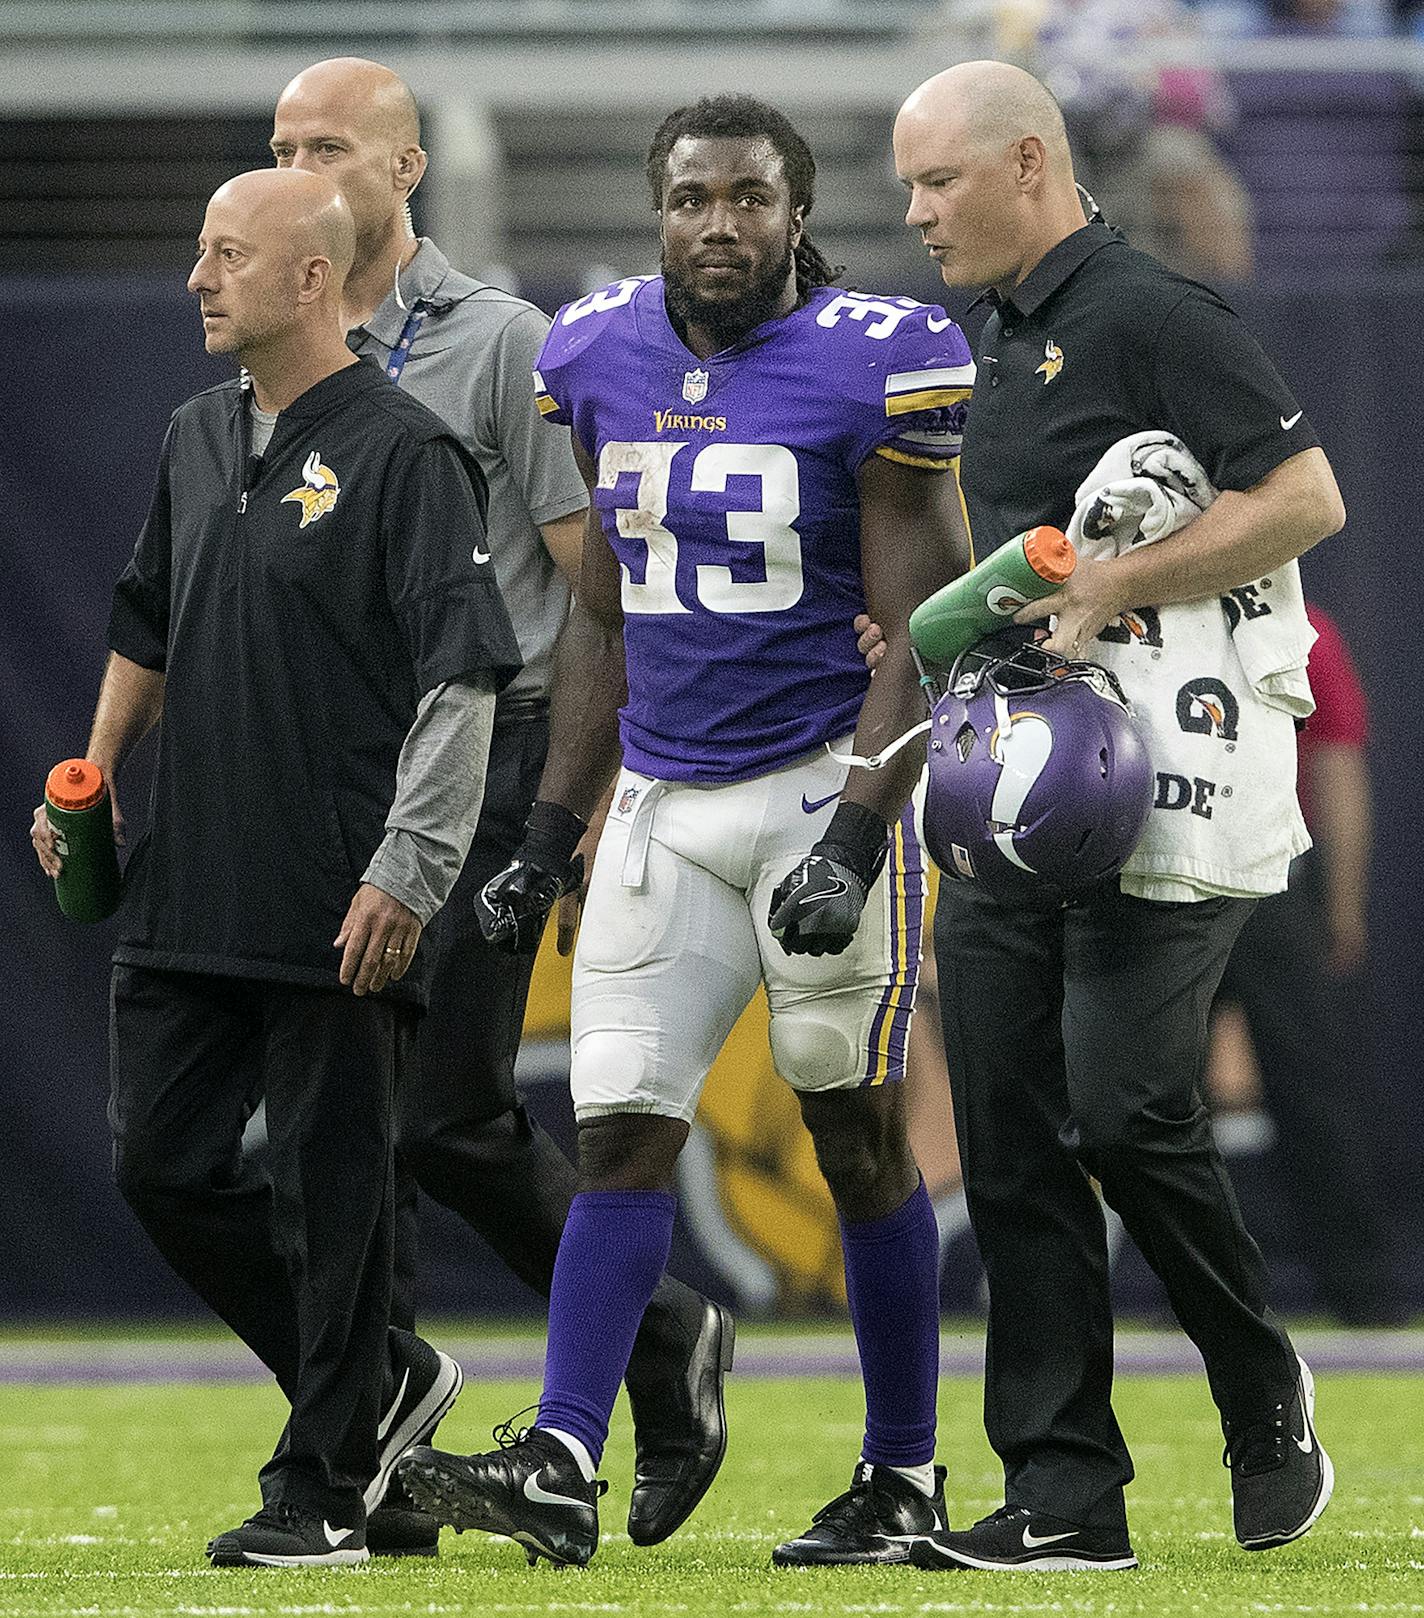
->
xmin=400 ymin=96 xmax=972 ymax=1569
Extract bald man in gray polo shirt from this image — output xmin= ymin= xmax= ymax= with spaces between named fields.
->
xmin=270 ymin=57 xmax=729 ymax=1558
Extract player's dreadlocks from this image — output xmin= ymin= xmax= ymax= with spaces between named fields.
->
xmin=646 ymin=95 xmax=844 ymax=302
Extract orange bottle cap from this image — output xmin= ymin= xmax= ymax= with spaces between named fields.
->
xmin=46 ymin=758 xmax=107 ymax=812
xmin=1023 ymin=526 xmax=1076 ymax=584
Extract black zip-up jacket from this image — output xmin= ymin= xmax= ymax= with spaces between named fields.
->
xmin=107 ymin=358 xmax=522 ymax=1005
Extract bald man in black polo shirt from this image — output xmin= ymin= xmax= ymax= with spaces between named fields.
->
xmin=890 ymin=62 xmax=1345 ymax=1569
xmin=33 ymin=169 xmax=521 ymax=1567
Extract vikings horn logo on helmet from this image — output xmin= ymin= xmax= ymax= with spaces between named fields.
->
xmin=986 ymin=694 xmax=1054 ymax=871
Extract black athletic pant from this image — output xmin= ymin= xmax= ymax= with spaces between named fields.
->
xmin=1216 ymin=853 xmax=1400 ymax=1323
xmin=110 ymin=965 xmax=414 ymax=1520
xmin=935 ymin=881 xmax=1299 ymax=1530
xmin=392 ymin=709 xmax=706 ymax=1362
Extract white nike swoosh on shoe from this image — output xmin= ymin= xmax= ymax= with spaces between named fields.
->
xmin=1281 ymin=411 xmax=1303 ymax=430
xmin=523 ymin=1468 xmax=589 ymax=1511
xmin=1295 ymin=1354 xmax=1316 ymax=1452
xmin=1022 ymin=1526 xmax=1079 ymax=1548
xmin=377 ymin=1369 xmax=410 ymax=1442
xmin=364 ymin=1351 xmax=464 ymax=1515
xmin=323 ymin=1520 xmax=357 ymax=1547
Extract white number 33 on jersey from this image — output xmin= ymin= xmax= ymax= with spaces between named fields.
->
xmin=597 ymin=440 xmax=804 ymax=615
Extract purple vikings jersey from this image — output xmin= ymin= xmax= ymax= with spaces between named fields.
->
xmin=534 ymin=274 xmax=975 ymax=782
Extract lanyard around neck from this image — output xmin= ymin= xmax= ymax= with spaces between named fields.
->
xmin=384 ymin=302 xmax=427 ymax=386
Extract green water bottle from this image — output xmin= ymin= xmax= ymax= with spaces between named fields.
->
xmin=45 ymin=759 xmax=123 ymax=923
xmin=910 ymin=525 xmax=1077 ymax=666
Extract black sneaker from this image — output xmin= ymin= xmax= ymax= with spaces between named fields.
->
xmin=771 ymin=1461 xmax=947 ymax=1566
xmin=366 ymin=1474 xmax=440 ymax=1558
xmin=208 ymin=1502 xmax=368 ymax=1568
xmin=399 ymin=1423 xmax=607 ymax=1567
xmin=908 ymin=1505 xmax=1138 ymax=1571
xmin=625 ymin=1297 xmax=735 ymax=1546
xmin=1226 ymin=1356 xmax=1333 ymax=1550
xmin=365 ymin=1336 xmax=464 ymax=1516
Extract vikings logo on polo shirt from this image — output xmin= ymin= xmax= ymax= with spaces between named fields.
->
xmin=281 ymin=451 xmax=340 ymax=528
xmin=1036 ymin=340 xmax=1064 ymax=384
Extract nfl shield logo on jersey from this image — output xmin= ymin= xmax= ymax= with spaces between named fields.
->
xmin=682 ymin=368 xmax=709 ymax=404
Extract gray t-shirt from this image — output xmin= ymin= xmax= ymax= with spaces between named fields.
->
xmin=249 ymin=400 xmax=278 ymax=457
xmin=348 ymin=241 xmax=588 ymax=709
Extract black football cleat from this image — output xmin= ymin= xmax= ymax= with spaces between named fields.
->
xmin=399 ymin=1425 xmax=607 ymax=1568
xmin=908 ymin=1504 xmax=1138 ymax=1571
xmin=772 ymin=1461 xmax=946 ymax=1566
xmin=625 ymin=1297 xmax=735 ymax=1545
xmin=1226 ymin=1356 xmax=1333 ymax=1550
xmin=208 ymin=1502 xmax=368 ymax=1568
xmin=365 ymin=1336 xmax=464 ymax=1517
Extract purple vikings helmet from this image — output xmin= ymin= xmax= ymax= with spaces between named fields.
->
xmin=924 ymin=631 xmax=1153 ymax=904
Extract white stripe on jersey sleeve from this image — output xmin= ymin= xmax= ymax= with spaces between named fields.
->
xmin=885 ymin=364 xmax=977 ymax=395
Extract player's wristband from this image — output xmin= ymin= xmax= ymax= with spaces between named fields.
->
xmin=521 ymin=800 xmax=587 ymax=874
xmin=816 ymin=801 xmax=890 ymax=888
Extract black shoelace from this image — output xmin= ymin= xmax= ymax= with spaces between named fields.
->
xmin=977 ymin=1504 xmax=1029 ymax=1529
xmin=812 ymin=1471 xmax=896 ymax=1534
xmin=243 ymin=1501 xmax=305 ymax=1531
xmin=488 ymin=1406 xmax=607 ymax=1498
xmin=491 ymin=1404 xmax=542 ymax=1450
xmin=1223 ymin=1403 xmax=1289 ymax=1477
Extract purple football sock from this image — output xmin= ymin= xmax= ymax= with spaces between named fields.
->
xmin=537 ymin=1189 xmax=677 ymax=1466
xmin=840 ymin=1176 xmax=940 ymax=1467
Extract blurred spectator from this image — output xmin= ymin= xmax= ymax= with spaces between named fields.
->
xmin=1200 ymin=0 xmax=1413 ymax=273
xmin=1209 ymin=605 xmax=1406 ymax=1325
xmin=996 ymin=0 xmax=1255 ymax=280
xmin=1199 ymin=0 xmax=1396 ymax=36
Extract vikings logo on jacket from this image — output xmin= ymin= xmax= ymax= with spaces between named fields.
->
xmin=281 ymin=450 xmax=340 ymax=528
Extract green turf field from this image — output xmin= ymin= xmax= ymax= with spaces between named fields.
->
xmin=1 ymin=1363 xmax=1418 ymax=1617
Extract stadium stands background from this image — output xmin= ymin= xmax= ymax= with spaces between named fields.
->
xmin=3 ymin=0 xmax=1421 ymax=1322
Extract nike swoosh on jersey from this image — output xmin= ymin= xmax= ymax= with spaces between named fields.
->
xmin=1022 ymin=1526 xmax=1079 ymax=1549
xmin=1280 ymin=411 xmax=1303 ymax=430
xmin=323 ymin=1520 xmax=357 ymax=1547
xmin=376 ymin=1369 xmax=409 ymax=1441
xmin=801 ymin=790 xmax=840 ymax=814
xmin=523 ymin=1469 xmax=589 ymax=1511
xmin=472 ymin=546 xmax=492 ymax=564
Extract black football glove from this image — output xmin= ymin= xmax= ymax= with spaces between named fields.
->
xmin=477 ymin=800 xmax=587 ymax=954
xmin=768 ymin=801 xmax=889 ymax=957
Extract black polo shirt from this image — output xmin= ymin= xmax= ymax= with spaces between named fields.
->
xmin=107 ymin=358 xmax=522 ymax=1005
xmin=960 ymin=223 xmax=1321 ymax=553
